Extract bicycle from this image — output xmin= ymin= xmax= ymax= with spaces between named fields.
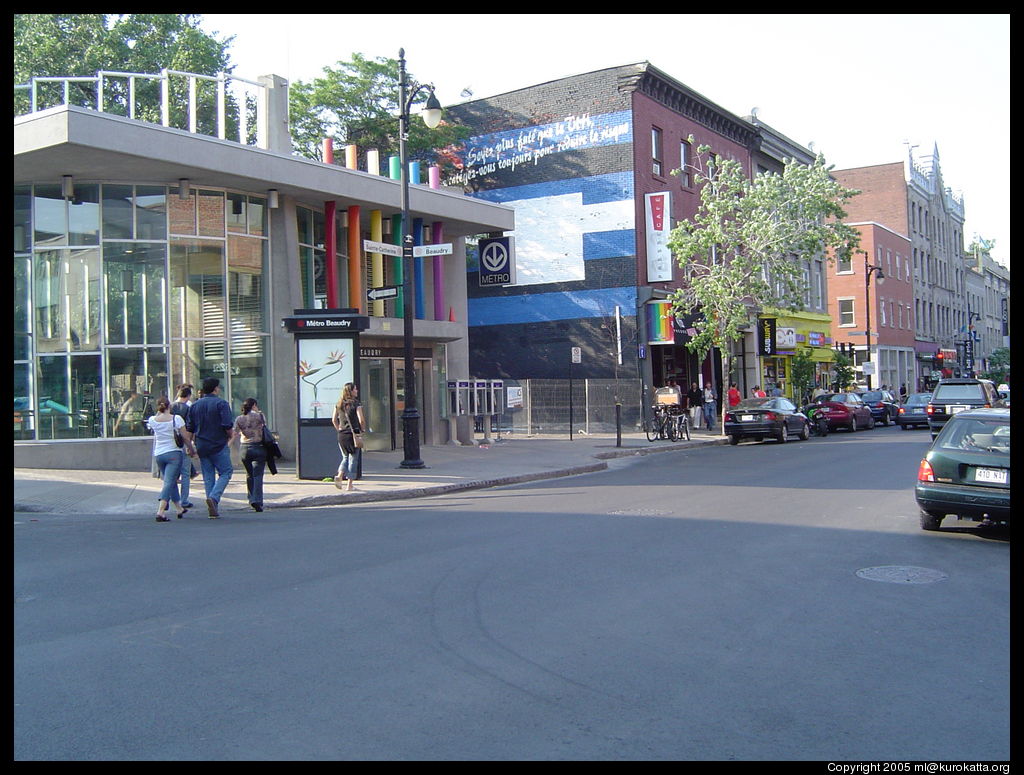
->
xmin=645 ymin=403 xmax=690 ymax=442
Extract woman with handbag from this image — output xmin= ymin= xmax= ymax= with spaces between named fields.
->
xmin=332 ymin=383 xmax=365 ymax=492
xmin=146 ymin=396 xmax=190 ymax=521
xmin=233 ymin=398 xmax=268 ymax=512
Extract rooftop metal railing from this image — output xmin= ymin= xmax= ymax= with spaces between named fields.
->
xmin=15 ymin=68 xmax=269 ymax=149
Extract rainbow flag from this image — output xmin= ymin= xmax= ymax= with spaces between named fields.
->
xmin=647 ymin=301 xmax=675 ymax=345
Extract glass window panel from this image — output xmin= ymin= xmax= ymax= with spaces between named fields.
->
xmin=36 ymin=354 xmax=71 ymax=440
xmin=229 ymin=334 xmax=270 ymax=421
xmin=228 ymin=234 xmax=266 ymax=336
xmin=66 ymin=247 xmax=102 ymax=351
xmin=68 ymin=184 xmax=100 ymax=245
xmin=135 ymin=186 xmax=167 ymax=241
xmin=171 ymin=339 xmax=224 ymax=397
xmin=106 ymin=347 xmax=167 ymax=437
xmin=169 ymin=238 xmax=225 ymax=342
xmin=247 ymin=197 xmax=266 ymax=237
xmin=227 ymin=192 xmax=247 ymax=233
xmin=15 ymin=254 xmax=31 ymax=335
xmin=70 ymin=354 xmax=103 ymax=438
xmin=33 ymin=185 xmax=67 ymax=248
xmin=15 ymin=362 xmax=34 ymax=440
xmin=312 ymin=209 xmax=325 ymax=248
xmin=169 ymin=191 xmax=196 ymax=235
xmin=104 ymin=243 xmax=166 ymax=346
xmin=15 ymin=185 xmax=31 ymax=251
xmin=197 ymin=189 xmax=225 ymax=237
xmin=297 ymin=206 xmax=312 ymax=245
xmin=33 ymin=250 xmax=66 ymax=352
xmin=102 ymin=184 xmax=134 ymax=239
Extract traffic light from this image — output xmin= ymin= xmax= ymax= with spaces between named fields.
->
xmin=935 ymin=350 xmax=944 ymax=364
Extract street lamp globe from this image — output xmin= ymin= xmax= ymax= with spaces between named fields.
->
xmin=422 ymin=91 xmax=443 ymax=129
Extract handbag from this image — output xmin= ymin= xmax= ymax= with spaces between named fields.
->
xmin=174 ymin=425 xmax=185 ymax=448
xmin=352 ymin=432 xmax=364 ymax=449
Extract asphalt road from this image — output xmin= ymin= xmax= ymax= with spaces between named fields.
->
xmin=14 ymin=425 xmax=1009 ymax=761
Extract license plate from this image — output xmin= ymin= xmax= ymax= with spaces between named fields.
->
xmin=741 ymin=415 xmax=754 ymax=422
xmin=946 ymin=405 xmax=969 ymax=414
xmin=974 ymin=467 xmax=1007 ymax=484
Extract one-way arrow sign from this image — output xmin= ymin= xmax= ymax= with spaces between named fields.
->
xmin=367 ymin=286 xmax=399 ymax=302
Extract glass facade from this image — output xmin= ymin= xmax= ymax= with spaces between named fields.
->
xmin=13 ymin=182 xmax=272 ymax=440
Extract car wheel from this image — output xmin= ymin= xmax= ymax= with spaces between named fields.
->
xmin=882 ymin=413 xmax=890 ymax=426
xmin=850 ymin=416 xmax=857 ymax=432
xmin=919 ymin=510 xmax=944 ymax=531
xmin=777 ymin=424 xmax=788 ymax=443
xmin=799 ymin=420 xmax=810 ymax=441
xmin=866 ymin=415 xmax=875 ymax=430
xmin=729 ymin=434 xmax=740 ymax=445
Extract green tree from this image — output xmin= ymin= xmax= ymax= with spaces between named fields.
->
xmin=14 ymin=14 xmax=234 ymax=121
xmin=667 ymin=142 xmax=860 ymax=430
xmin=790 ymin=350 xmax=817 ymax=406
xmin=288 ymin=53 xmax=469 ymax=172
xmin=981 ymin=346 xmax=1010 ymax=384
xmin=831 ymin=352 xmax=856 ymax=392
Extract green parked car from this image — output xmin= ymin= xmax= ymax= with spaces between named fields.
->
xmin=915 ymin=408 xmax=1010 ymax=530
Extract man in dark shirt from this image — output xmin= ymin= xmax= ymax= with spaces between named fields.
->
xmin=185 ymin=377 xmax=235 ymax=518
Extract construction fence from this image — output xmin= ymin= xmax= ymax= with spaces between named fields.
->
xmin=474 ymin=378 xmax=646 ymax=437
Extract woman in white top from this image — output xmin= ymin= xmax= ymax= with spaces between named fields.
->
xmin=146 ymin=396 xmax=192 ymax=521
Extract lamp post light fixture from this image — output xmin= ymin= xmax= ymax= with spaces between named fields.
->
xmin=862 ymin=250 xmax=885 ymax=390
xmin=397 ymin=48 xmax=442 ymax=469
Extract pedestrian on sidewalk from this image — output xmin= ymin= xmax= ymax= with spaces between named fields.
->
xmin=687 ymin=382 xmax=703 ymax=430
xmin=186 ymin=377 xmax=235 ymax=518
xmin=170 ymin=384 xmax=197 ymax=509
xmin=146 ymin=396 xmax=189 ymax=522
xmin=233 ymin=398 xmax=268 ymax=512
xmin=727 ymin=383 xmax=742 ymax=408
xmin=703 ymin=384 xmax=717 ymax=431
xmin=332 ymin=383 xmax=365 ymax=492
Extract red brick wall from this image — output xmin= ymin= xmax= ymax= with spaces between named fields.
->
xmin=833 ymin=163 xmax=908 ymax=234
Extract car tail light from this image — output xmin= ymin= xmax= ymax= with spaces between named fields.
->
xmin=899 ymin=407 xmax=905 ymax=415
xmin=917 ymin=459 xmax=935 ymax=482
xmin=926 ymin=404 xmax=934 ymax=415
xmin=765 ymin=412 xmax=778 ymax=421
xmin=724 ymin=413 xmax=734 ymax=422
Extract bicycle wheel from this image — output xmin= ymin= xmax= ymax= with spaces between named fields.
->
xmin=667 ymin=414 xmax=678 ymax=441
xmin=645 ymin=413 xmax=661 ymax=442
xmin=679 ymin=415 xmax=690 ymax=441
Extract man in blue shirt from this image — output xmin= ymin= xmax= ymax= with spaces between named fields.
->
xmin=186 ymin=377 xmax=235 ymax=518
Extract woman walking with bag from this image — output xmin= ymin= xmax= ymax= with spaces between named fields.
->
xmin=233 ymin=398 xmax=268 ymax=512
xmin=146 ymin=396 xmax=189 ymax=521
xmin=332 ymin=383 xmax=365 ymax=492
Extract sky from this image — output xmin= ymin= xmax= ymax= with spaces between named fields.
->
xmin=199 ymin=13 xmax=1010 ymax=268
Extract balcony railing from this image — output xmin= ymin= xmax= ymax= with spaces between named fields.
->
xmin=15 ymin=68 xmax=270 ymax=149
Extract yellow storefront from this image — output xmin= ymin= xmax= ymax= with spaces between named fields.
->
xmin=760 ymin=311 xmax=834 ymax=402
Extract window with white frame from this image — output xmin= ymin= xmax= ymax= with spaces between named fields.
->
xmin=838 ymin=298 xmax=855 ymax=326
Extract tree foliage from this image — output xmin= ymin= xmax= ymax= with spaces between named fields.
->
xmin=288 ymin=53 xmax=469 ymax=171
xmin=14 ymin=14 xmax=235 ymax=119
xmin=831 ymin=352 xmax=857 ymax=392
xmin=981 ymin=346 xmax=1010 ymax=384
xmin=790 ymin=350 xmax=817 ymax=406
xmin=666 ymin=143 xmax=859 ymax=426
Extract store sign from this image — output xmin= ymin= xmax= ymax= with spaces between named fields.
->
xmin=777 ymin=327 xmax=797 ymax=349
xmin=645 ymin=192 xmax=673 ymax=282
xmin=807 ymin=331 xmax=826 ymax=347
xmin=758 ymin=318 xmax=776 ymax=356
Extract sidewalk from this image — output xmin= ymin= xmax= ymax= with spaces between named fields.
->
xmin=14 ymin=430 xmax=728 ymax=516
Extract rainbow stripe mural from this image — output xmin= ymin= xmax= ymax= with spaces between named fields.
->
xmin=646 ymin=300 xmax=675 ymax=345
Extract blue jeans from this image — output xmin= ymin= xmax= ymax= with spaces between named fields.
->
xmin=337 ymin=444 xmax=357 ymax=481
xmin=155 ymin=450 xmax=183 ymax=504
xmin=241 ymin=444 xmax=266 ymax=506
xmin=178 ymin=450 xmax=194 ymax=504
xmin=199 ymin=445 xmax=233 ymax=504
xmin=703 ymin=403 xmax=716 ymax=429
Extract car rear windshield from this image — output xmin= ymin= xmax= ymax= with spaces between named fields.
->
xmin=861 ymin=391 xmax=883 ymax=401
xmin=909 ymin=393 xmax=932 ymax=403
xmin=734 ymin=398 xmax=772 ymax=410
xmin=937 ymin=418 xmax=1010 ymax=455
xmin=933 ymin=385 xmax=986 ymax=400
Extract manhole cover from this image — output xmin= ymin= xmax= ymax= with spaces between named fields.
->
xmin=608 ymin=508 xmax=672 ymax=517
xmin=855 ymin=566 xmax=948 ymax=584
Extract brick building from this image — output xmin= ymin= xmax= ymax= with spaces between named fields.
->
xmin=444 ymin=63 xmax=767 ymax=421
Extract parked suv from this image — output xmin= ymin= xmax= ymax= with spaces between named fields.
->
xmin=856 ymin=389 xmax=900 ymax=426
xmin=926 ymin=378 xmax=1004 ymax=439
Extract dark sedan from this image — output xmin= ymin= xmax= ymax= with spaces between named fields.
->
xmin=897 ymin=392 xmax=932 ymax=430
xmin=724 ymin=397 xmax=810 ymax=445
xmin=856 ymin=389 xmax=900 ymax=425
xmin=813 ymin=392 xmax=875 ymax=432
xmin=915 ymin=408 xmax=1010 ymax=530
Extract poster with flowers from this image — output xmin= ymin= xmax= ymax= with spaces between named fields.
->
xmin=297 ymin=338 xmax=354 ymax=420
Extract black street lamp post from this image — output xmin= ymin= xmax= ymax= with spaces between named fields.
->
xmin=397 ymin=48 xmax=442 ymax=469
xmin=862 ymin=250 xmax=885 ymax=390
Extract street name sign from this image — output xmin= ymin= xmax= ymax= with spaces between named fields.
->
xmin=362 ymin=239 xmax=403 ymax=257
xmin=367 ymin=286 xmax=399 ymax=302
xmin=413 ymin=243 xmax=453 ymax=257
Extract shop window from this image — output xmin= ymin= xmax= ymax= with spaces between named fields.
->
xmin=106 ymin=347 xmax=168 ymax=437
xmin=68 ymin=184 xmax=100 ymax=245
xmin=169 ymin=239 xmax=226 ymax=342
xmin=36 ymin=353 xmax=103 ymax=440
xmin=33 ymin=248 xmax=102 ymax=353
xmin=33 ymin=185 xmax=68 ymax=248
